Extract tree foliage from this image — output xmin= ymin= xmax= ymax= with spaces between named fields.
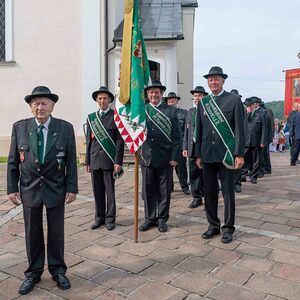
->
xmin=265 ymin=101 xmax=284 ymax=120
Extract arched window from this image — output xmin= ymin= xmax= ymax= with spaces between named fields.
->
xmin=149 ymin=60 xmax=160 ymax=82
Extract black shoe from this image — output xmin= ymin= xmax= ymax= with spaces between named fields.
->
xmin=18 ymin=277 xmax=41 ymax=295
xmin=201 ymin=229 xmax=220 ymax=239
xmin=139 ymin=221 xmax=156 ymax=232
xmin=183 ymin=189 xmax=190 ymax=195
xmin=188 ymin=199 xmax=202 ymax=208
xmin=106 ymin=223 xmax=115 ymax=231
xmin=250 ymin=177 xmax=257 ymax=184
xmin=258 ymin=173 xmax=264 ymax=178
xmin=52 ymin=274 xmax=71 ymax=290
xmin=291 ymin=163 xmax=296 ymax=166
xmin=264 ymin=171 xmax=271 ymax=174
xmin=221 ymin=232 xmax=233 ymax=243
xmin=235 ymin=184 xmax=241 ymax=193
xmin=90 ymin=221 xmax=104 ymax=230
xmin=240 ymin=176 xmax=246 ymax=182
xmin=158 ymin=223 xmax=168 ymax=233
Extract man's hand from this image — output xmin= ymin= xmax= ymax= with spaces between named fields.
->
xmin=114 ymin=164 xmax=122 ymax=174
xmin=195 ymin=157 xmax=202 ymax=169
xmin=182 ymin=150 xmax=188 ymax=158
xmin=260 ymin=144 xmax=266 ymax=148
xmin=234 ymin=156 xmax=244 ymax=170
xmin=86 ymin=165 xmax=91 ymax=173
xmin=65 ymin=193 xmax=77 ymax=204
xmin=8 ymin=192 xmax=21 ymax=206
xmin=170 ymin=160 xmax=178 ymax=167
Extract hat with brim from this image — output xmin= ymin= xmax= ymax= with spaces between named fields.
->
xmin=164 ymin=92 xmax=180 ymax=101
xmin=92 ymin=86 xmax=114 ymax=102
xmin=25 ymin=86 xmax=59 ymax=103
xmin=190 ymin=86 xmax=208 ymax=96
xmin=203 ymin=66 xmax=228 ymax=79
xmin=252 ymin=96 xmax=262 ymax=104
xmin=244 ymin=97 xmax=255 ymax=106
xmin=230 ymin=89 xmax=242 ymax=98
xmin=144 ymin=80 xmax=166 ymax=92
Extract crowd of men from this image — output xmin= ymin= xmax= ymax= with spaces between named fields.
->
xmin=7 ymin=66 xmax=286 ymax=295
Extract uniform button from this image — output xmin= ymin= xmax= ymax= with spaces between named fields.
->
xmin=40 ymin=176 xmax=44 ymax=179
xmin=152 ymin=128 xmax=154 ymax=131
xmin=212 ymin=130 xmax=215 ymax=134
xmin=37 ymin=168 xmax=40 ymax=172
xmin=212 ymin=141 xmax=215 ymax=144
xmin=35 ymin=160 xmax=38 ymax=164
xmin=151 ymin=138 xmax=154 ymax=141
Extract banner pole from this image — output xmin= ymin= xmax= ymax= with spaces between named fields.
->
xmin=134 ymin=151 xmax=139 ymax=243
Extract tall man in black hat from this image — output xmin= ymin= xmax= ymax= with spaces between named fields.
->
xmin=7 ymin=86 xmax=78 ymax=295
xmin=183 ymin=86 xmax=208 ymax=208
xmin=85 ymin=86 xmax=124 ymax=231
xmin=165 ymin=92 xmax=190 ymax=195
xmin=195 ymin=67 xmax=245 ymax=243
xmin=138 ymin=81 xmax=181 ymax=232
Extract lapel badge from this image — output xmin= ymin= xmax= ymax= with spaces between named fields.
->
xmin=29 ymin=131 xmax=32 ymax=136
xmin=20 ymin=151 xmax=25 ymax=162
xmin=54 ymin=132 xmax=57 ymax=137
xmin=203 ymin=111 xmax=207 ymax=116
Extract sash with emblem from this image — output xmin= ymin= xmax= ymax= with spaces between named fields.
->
xmin=145 ymin=103 xmax=172 ymax=143
xmin=201 ymin=94 xmax=235 ymax=169
xmin=87 ymin=111 xmax=123 ymax=178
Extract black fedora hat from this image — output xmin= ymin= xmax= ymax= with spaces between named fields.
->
xmin=144 ymin=80 xmax=166 ymax=92
xmin=164 ymin=92 xmax=181 ymax=101
xmin=244 ymin=97 xmax=255 ymax=106
xmin=190 ymin=86 xmax=208 ymax=95
xmin=252 ymin=96 xmax=262 ymax=104
xmin=24 ymin=86 xmax=59 ymax=103
xmin=203 ymin=66 xmax=228 ymax=79
xmin=92 ymin=86 xmax=115 ymax=102
xmin=230 ymin=89 xmax=242 ymax=98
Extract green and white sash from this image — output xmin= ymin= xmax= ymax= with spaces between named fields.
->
xmin=88 ymin=111 xmax=124 ymax=178
xmin=145 ymin=103 xmax=172 ymax=143
xmin=201 ymin=94 xmax=235 ymax=169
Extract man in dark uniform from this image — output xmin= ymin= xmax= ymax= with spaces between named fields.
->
xmin=291 ymin=109 xmax=300 ymax=164
xmin=85 ymin=86 xmax=124 ymax=231
xmin=249 ymin=97 xmax=267 ymax=183
xmin=194 ymin=66 xmax=245 ymax=243
xmin=164 ymin=92 xmax=189 ymax=195
xmin=7 ymin=86 xmax=78 ymax=295
xmin=183 ymin=86 xmax=208 ymax=208
xmin=138 ymin=81 xmax=181 ymax=232
xmin=288 ymin=102 xmax=299 ymax=165
xmin=230 ymin=89 xmax=249 ymax=193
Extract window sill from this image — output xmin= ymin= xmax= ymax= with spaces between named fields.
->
xmin=0 ymin=60 xmax=16 ymax=66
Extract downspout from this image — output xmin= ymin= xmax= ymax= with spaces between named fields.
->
xmin=104 ymin=0 xmax=117 ymax=87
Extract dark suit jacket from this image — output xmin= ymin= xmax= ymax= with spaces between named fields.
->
xmin=7 ymin=117 xmax=78 ymax=208
xmin=177 ymin=108 xmax=187 ymax=140
xmin=183 ymin=107 xmax=197 ymax=157
xmin=288 ymin=109 xmax=297 ymax=137
xmin=139 ymin=102 xmax=181 ymax=168
xmin=194 ymin=91 xmax=245 ymax=163
xmin=85 ymin=109 xmax=124 ymax=170
xmin=292 ymin=112 xmax=300 ymax=139
xmin=249 ymin=107 xmax=268 ymax=147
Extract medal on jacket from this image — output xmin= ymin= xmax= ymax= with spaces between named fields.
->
xmin=91 ymin=132 xmax=95 ymax=140
xmin=20 ymin=151 xmax=25 ymax=162
xmin=56 ymin=151 xmax=65 ymax=171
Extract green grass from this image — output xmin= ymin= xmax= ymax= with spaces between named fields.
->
xmin=0 ymin=157 xmax=8 ymax=163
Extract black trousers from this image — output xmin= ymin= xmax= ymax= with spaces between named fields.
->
xmin=23 ymin=203 xmax=67 ymax=278
xmin=241 ymin=147 xmax=253 ymax=178
xmin=250 ymin=147 xmax=262 ymax=180
xmin=290 ymin=136 xmax=296 ymax=161
xmin=234 ymin=169 xmax=242 ymax=186
xmin=291 ymin=139 xmax=300 ymax=164
xmin=141 ymin=165 xmax=172 ymax=224
xmin=175 ymin=155 xmax=189 ymax=191
xmin=262 ymin=144 xmax=271 ymax=173
xmin=189 ymin=157 xmax=204 ymax=200
xmin=91 ymin=168 xmax=116 ymax=224
xmin=203 ymin=162 xmax=235 ymax=234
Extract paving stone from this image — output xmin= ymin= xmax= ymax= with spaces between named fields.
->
xmin=0 ymin=238 xmax=25 ymax=254
xmin=234 ymin=255 xmax=274 ymax=273
xmin=264 ymin=296 xmax=287 ymax=300
xmin=2 ymin=261 xmax=29 ymax=279
xmin=149 ymin=237 xmax=185 ymax=250
xmin=18 ymin=289 xmax=65 ymax=299
xmin=0 ymin=276 xmax=22 ymax=300
xmin=105 ymin=251 xmax=154 ymax=273
xmin=208 ymin=236 xmax=241 ymax=250
xmin=171 ymin=271 xmax=218 ymax=295
xmin=69 ymin=228 xmax=106 ymax=241
xmin=141 ymin=262 xmax=183 ymax=283
xmin=94 ymin=234 xmax=127 ymax=248
xmin=121 ymin=228 xmax=160 ymax=242
xmin=236 ymin=217 xmax=264 ymax=228
xmin=130 ymin=281 xmax=187 ymax=300
xmin=268 ymin=249 xmax=300 ymax=267
xmin=91 ymin=267 xmax=128 ymax=288
xmin=96 ymin=290 xmax=130 ymax=299
xmin=235 ymin=243 xmax=272 ymax=258
xmin=211 ymin=265 xmax=253 ymax=285
xmin=259 ymin=222 xmax=292 ymax=234
xmin=69 ymin=260 xmax=109 ymax=279
xmin=176 ymin=256 xmax=219 ymax=275
xmin=185 ymin=294 xmax=206 ymax=300
xmin=176 ymin=241 xmax=213 ymax=257
xmin=64 ymin=252 xmax=84 ymax=267
xmin=0 ymin=271 xmax=10 ymax=282
xmin=236 ymin=232 xmax=273 ymax=246
xmin=207 ymin=282 xmax=266 ymax=300
xmin=66 ymin=215 xmax=92 ymax=226
xmin=270 ymin=263 xmax=300 ymax=283
xmin=77 ymin=244 xmax=118 ymax=262
xmin=64 ymin=223 xmax=85 ymax=236
xmin=115 ymin=239 xmax=157 ymax=257
xmin=267 ymin=239 xmax=300 ymax=253
xmin=65 ymin=239 xmax=90 ymax=253
xmin=0 ymin=252 xmax=27 ymax=269
xmin=112 ymin=274 xmax=148 ymax=295
xmin=147 ymin=248 xmax=188 ymax=266
xmin=4 ymin=222 xmax=25 ymax=235
xmin=54 ymin=276 xmax=107 ymax=299
xmin=205 ymin=248 xmax=242 ymax=264
xmin=260 ymin=214 xmax=289 ymax=224
xmin=246 ymin=273 xmax=300 ymax=300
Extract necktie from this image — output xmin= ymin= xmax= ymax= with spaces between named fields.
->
xmin=192 ymin=108 xmax=197 ymax=142
xmin=37 ymin=125 xmax=44 ymax=164
xmin=100 ymin=111 xmax=105 ymax=118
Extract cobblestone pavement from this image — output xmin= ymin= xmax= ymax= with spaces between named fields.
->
xmin=1 ymin=152 xmax=300 ymax=299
